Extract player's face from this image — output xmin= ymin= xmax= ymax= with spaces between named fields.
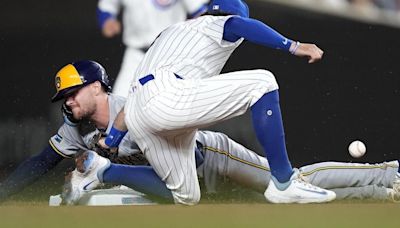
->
xmin=65 ymin=84 xmax=97 ymax=120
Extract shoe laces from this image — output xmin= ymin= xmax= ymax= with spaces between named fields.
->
xmin=294 ymin=173 xmax=321 ymax=191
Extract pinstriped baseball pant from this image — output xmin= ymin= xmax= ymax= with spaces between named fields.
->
xmin=124 ymin=69 xmax=278 ymax=204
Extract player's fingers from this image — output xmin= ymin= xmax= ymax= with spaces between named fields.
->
xmin=308 ymin=54 xmax=321 ymax=63
xmin=98 ymin=137 xmax=109 ymax=149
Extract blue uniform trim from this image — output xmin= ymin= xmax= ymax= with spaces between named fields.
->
xmin=194 ymin=147 xmax=204 ymax=168
xmin=139 ymin=75 xmax=155 ymax=85
xmin=223 ymin=16 xmax=292 ymax=51
xmin=105 ymin=126 xmax=128 ymax=148
xmin=96 ymin=8 xmax=115 ymax=29
xmin=139 ymin=74 xmax=182 ymax=86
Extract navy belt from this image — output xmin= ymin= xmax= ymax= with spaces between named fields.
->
xmin=139 ymin=73 xmax=183 ymax=86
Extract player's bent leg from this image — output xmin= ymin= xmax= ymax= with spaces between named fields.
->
xmin=129 ymin=130 xmax=201 ymax=205
xmin=196 ymin=130 xmax=271 ymax=193
xmin=102 ymin=164 xmax=174 ymax=201
xmin=251 ymin=90 xmax=293 ymax=183
xmin=126 ymin=69 xmax=279 ymax=134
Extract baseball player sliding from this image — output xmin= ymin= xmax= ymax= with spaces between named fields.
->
xmin=99 ymin=0 xmax=348 ymax=204
xmin=1 ymin=60 xmax=399 ymax=203
xmin=97 ymin=0 xmax=208 ymax=97
xmin=49 ymin=60 xmax=397 ymax=204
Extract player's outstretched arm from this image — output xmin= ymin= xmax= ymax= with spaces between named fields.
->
xmin=0 ymin=145 xmax=64 ymax=202
xmin=223 ymin=16 xmax=323 ymax=63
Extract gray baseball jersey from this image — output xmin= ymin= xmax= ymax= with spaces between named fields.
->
xmin=125 ymin=15 xmax=279 ymax=204
xmin=49 ymin=94 xmax=140 ymax=158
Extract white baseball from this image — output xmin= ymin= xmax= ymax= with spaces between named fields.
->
xmin=348 ymin=140 xmax=366 ymax=158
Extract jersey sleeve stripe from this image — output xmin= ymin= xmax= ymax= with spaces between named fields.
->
xmin=48 ymin=139 xmax=73 ymax=159
xmin=301 ymin=163 xmax=399 ymax=177
xmin=204 ymin=146 xmax=270 ymax=171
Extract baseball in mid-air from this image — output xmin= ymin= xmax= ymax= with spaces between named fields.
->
xmin=348 ymin=140 xmax=366 ymax=158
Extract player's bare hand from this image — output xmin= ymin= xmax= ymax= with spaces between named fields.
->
xmin=292 ymin=42 xmax=324 ymax=64
xmin=102 ymin=18 xmax=121 ymax=38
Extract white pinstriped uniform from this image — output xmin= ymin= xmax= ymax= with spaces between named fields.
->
xmin=98 ymin=0 xmax=208 ymax=97
xmin=124 ymin=15 xmax=279 ymax=204
xmin=52 ymin=93 xmax=397 ymax=201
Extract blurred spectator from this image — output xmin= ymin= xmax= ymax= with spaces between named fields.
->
xmin=97 ymin=0 xmax=208 ymax=98
xmin=373 ymin=0 xmax=400 ymax=11
xmin=348 ymin=0 xmax=399 ymax=11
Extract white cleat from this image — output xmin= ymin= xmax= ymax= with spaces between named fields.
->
xmin=389 ymin=173 xmax=400 ymax=202
xmin=264 ymin=169 xmax=336 ymax=204
xmin=61 ymin=150 xmax=111 ymax=205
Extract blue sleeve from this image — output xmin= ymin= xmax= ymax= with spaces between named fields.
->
xmin=0 ymin=144 xmax=64 ymax=201
xmin=223 ymin=16 xmax=293 ymax=52
xmin=96 ymin=8 xmax=115 ymax=29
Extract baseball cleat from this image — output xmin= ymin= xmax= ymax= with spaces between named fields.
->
xmin=61 ymin=150 xmax=110 ymax=205
xmin=389 ymin=173 xmax=400 ymax=202
xmin=264 ymin=169 xmax=336 ymax=204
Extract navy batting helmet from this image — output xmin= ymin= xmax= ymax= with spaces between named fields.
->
xmin=51 ymin=60 xmax=112 ymax=102
xmin=208 ymin=0 xmax=249 ymax=18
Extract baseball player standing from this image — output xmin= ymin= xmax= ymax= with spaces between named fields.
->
xmin=97 ymin=0 xmax=208 ymax=97
xmin=102 ymin=0 xmax=335 ymax=204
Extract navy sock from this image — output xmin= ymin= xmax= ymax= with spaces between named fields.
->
xmin=103 ymin=164 xmax=173 ymax=201
xmin=251 ymin=90 xmax=293 ymax=183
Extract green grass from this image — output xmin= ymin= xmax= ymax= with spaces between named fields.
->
xmin=0 ymin=201 xmax=399 ymax=228
xmin=1 ymin=172 xmax=399 ymax=227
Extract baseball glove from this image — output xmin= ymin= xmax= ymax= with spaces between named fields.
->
xmin=89 ymin=132 xmax=119 ymax=160
xmin=89 ymin=132 xmax=149 ymax=166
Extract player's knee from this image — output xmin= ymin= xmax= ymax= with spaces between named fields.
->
xmin=254 ymin=69 xmax=278 ymax=90
xmin=172 ymin=189 xmax=201 ymax=205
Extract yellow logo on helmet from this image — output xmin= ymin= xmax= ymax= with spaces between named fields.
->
xmin=55 ymin=76 xmax=61 ymax=89
xmin=55 ymin=64 xmax=84 ymax=92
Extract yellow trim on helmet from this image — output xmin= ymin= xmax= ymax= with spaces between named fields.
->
xmin=55 ymin=64 xmax=84 ymax=92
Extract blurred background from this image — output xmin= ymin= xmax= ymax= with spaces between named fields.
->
xmin=1 ymin=0 xmax=400 ymax=178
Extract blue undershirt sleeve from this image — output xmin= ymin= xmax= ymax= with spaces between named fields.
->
xmin=96 ymin=8 xmax=115 ymax=29
xmin=0 ymin=144 xmax=64 ymax=201
xmin=223 ymin=16 xmax=293 ymax=52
